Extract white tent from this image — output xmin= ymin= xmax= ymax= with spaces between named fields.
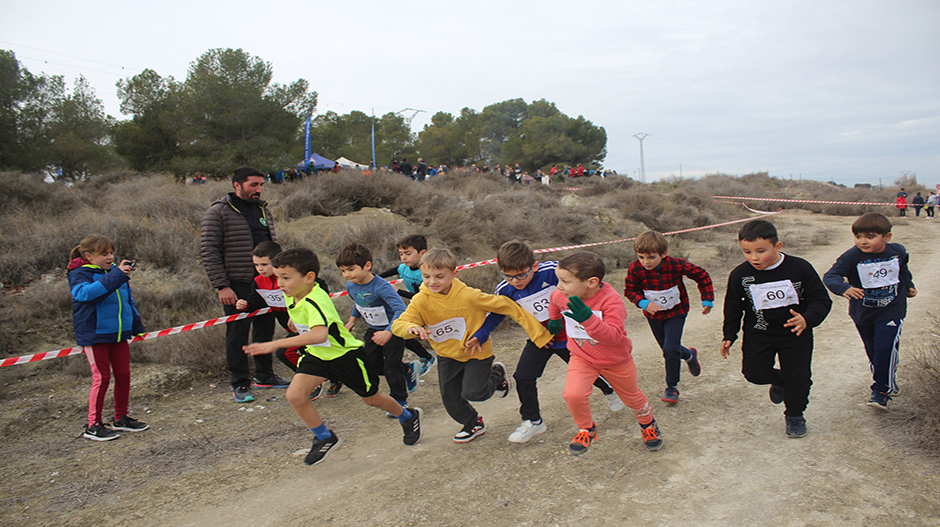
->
xmin=336 ymin=156 xmax=370 ymax=169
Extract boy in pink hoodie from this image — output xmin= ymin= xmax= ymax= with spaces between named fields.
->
xmin=548 ymin=251 xmax=663 ymax=455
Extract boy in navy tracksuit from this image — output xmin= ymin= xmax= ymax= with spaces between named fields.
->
xmin=471 ymin=240 xmax=619 ymax=444
xmin=823 ymin=213 xmax=916 ymax=410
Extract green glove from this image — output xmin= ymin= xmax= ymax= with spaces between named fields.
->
xmin=565 ymin=296 xmax=593 ymax=323
xmin=547 ymin=318 xmax=565 ymax=335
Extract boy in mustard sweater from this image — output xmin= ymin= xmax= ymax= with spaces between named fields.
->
xmin=392 ymin=249 xmax=552 ymax=443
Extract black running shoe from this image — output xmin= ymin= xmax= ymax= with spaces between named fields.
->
xmin=83 ymin=422 xmax=120 ymax=441
xmin=769 ymin=384 xmax=785 ymax=404
xmin=111 ymin=415 xmax=150 ymax=432
xmin=867 ymin=391 xmax=890 ymax=411
xmin=492 ymin=361 xmax=512 ymax=398
xmin=401 ymin=407 xmax=423 ymax=446
xmin=253 ymin=376 xmax=291 ymax=389
xmin=785 ymin=416 xmax=807 ymax=438
xmin=325 ymin=382 xmax=343 ymax=397
xmin=309 ymin=383 xmax=323 ymax=401
xmin=686 ymin=347 xmax=702 ymax=377
xmin=305 ymin=432 xmax=341 ymax=465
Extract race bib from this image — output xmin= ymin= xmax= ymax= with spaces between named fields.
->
xmin=259 ymin=289 xmax=286 ymax=308
xmin=857 ymin=259 xmax=900 ymax=289
xmin=293 ymin=323 xmax=330 ymax=347
xmin=358 ymin=305 xmax=389 ymax=327
xmin=564 ymin=310 xmax=603 ymax=340
xmin=643 ymin=285 xmax=681 ymax=311
xmin=517 ymin=288 xmax=555 ymax=321
xmin=749 ymin=280 xmax=799 ymax=311
xmin=427 ymin=317 xmax=467 ymax=344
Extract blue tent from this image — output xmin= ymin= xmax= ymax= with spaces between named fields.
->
xmin=301 ymin=153 xmax=335 ymax=170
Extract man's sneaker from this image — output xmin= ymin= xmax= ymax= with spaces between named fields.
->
xmin=769 ymin=384 xmax=785 ymax=405
xmin=401 ymin=407 xmax=423 ymax=445
xmin=508 ymin=419 xmax=547 ymax=443
xmin=492 ymin=361 xmax=512 ymax=398
xmin=662 ymin=386 xmax=680 ymax=404
xmin=111 ymin=415 xmax=150 ymax=432
xmin=867 ymin=391 xmax=890 ymax=411
xmin=569 ymin=424 xmax=597 ymax=455
xmin=454 ymin=417 xmax=486 ymax=443
xmin=641 ymin=420 xmax=664 ymax=451
xmin=785 ymin=416 xmax=807 ymax=438
xmin=387 ymin=402 xmax=408 ymax=418
xmin=325 ymin=382 xmax=343 ymax=397
xmin=686 ymin=347 xmax=702 ymax=377
xmin=405 ymin=361 xmax=419 ymax=393
xmin=253 ymin=376 xmax=291 ymax=389
xmin=233 ymin=386 xmax=255 ymax=403
xmin=304 ymin=432 xmax=341 ymax=465
xmin=83 ymin=422 xmax=120 ymax=441
xmin=419 ymin=353 xmax=437 ymax=376
xmin=605 ymin=392 xmax=625 ymax=412
xmin=309 ymin=383 xmax=323 ymax=401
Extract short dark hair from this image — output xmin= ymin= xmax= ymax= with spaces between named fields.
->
xmin=252 ymin=241 xmax=282 ymax=259
xmin=398 ymin=234 xmax=427 ymax=252
xmin=271 ymin=248 xmax=319 ymax=277
xmin=852 ymin=212 xmax=892 ymax=236
xmin=232 ymin=166 xmax=264 ymax=184
xmin=497 ymin=240 xmax=535 ymax=271
xmin=336 ymin=242 xmax=373 ymax=268
xmin=738 ymin=220 xmax=778 ymax=245
xmin=558 ymin=251 xmax=605 ymax=281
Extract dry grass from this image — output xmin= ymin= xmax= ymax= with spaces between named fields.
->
xmin=890 ymin=329 xmax=940 ymax=456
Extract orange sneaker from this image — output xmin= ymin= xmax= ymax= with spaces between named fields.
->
xmin=569 ymin=424 xmax=597 ymax=456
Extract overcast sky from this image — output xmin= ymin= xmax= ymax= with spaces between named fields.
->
xmin=3 ymin=1 xmax=938 ymax=184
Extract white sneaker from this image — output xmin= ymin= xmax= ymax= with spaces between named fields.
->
xmin=605 ymin=392 xmax=625 ymax=412
xmin=508 ymin=419 xmax=547 ymax=443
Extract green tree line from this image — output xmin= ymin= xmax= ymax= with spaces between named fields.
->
xmin=1 ymin=48 xmax=606 ymax=180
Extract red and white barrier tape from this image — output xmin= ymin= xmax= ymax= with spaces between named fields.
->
xmin=712 ymin=195 xmax=895 ymax=206
xmin=1 ymin=210 xmax=780 ymax=368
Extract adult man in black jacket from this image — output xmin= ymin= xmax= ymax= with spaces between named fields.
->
xmin=201 ymin=167 xmax=288 ymax=403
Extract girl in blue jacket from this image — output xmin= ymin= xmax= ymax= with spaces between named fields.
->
xmin=68 ymin=234 xmax=149 ymax=441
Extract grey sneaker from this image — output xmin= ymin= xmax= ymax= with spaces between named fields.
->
xmin=233 ymin=386 xmax=255 ymax=403
xmin=785 ymin=416 xmax=807 ymax=438
xmin=111 ymin=415 xmax=149 ymax=432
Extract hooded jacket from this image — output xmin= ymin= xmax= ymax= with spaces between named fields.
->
xmin=68 ymin=258 xmax=145 ymax=346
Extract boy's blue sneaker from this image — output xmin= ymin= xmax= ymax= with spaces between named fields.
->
xmin=418 ymin=353 xmax=437 ymax=376
xmin=305 ymin=432 xmax=341 ymax=465
xmin=406 ymin=362 xmax=419 ymax=393
xmin=769 ymin=385 xmax=785 ymax=404
xmin=867 ymin=391 xmax=890 ymax=411
xmin=233 ymin=386 xmax=255 ymax=403
xmin=686 ymin=347 xmax=702 ymax=377
xmin=253 ymin=376 xmax=291 ymax=389
xmin=785 ymin=416 xmax=807 ymax=438
xmin=662 ymin=386 xmax=679 ymax=404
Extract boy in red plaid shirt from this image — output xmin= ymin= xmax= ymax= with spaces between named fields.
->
xmin=624 ymin=231 xmax=714 ymax=404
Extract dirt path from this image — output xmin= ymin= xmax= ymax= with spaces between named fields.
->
xmin=3 ymin=211 xmax=939 ymax=526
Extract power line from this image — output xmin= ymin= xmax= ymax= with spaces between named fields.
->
xmin=0 ymin=40 xmax=137 ymax=72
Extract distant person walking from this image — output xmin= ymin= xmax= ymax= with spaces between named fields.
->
xmin=399 ymin=158 xmax=413 ymax=180
xmin=415 ymin=158 xmax=428 ymax=182
xmin=911 ymin=192 xmax=925 ymax=217
xmin=201 ymin=166 xmax=288 ymax=404
xmin=896 ymin=188 xmax=908 ymax=217
xmin=926 ymin=191 xmax=937 ymax=218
